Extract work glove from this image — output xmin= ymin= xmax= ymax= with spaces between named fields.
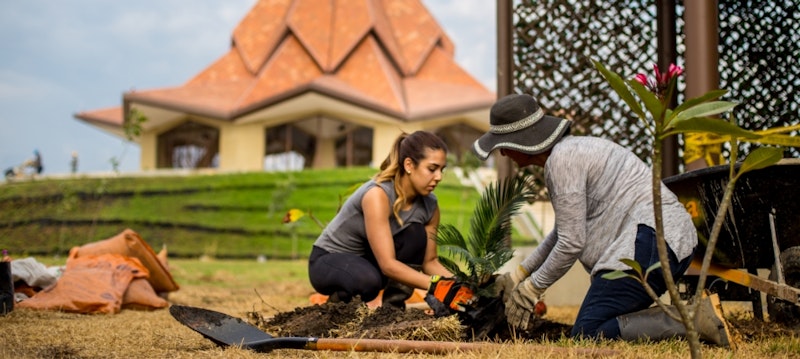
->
xmin=505 ymin=279 xmax=547 ymax=331
xmin=495 ymin=265 xmax=530 ymax=302
xmin=424 ymin=275 xmax=476 ymax=316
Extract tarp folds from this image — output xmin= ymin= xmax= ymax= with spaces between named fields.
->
xmin=17 ymin=229 xmax=174 ymax=314
xmin=69 ymin=228 xmax=179 ymax=293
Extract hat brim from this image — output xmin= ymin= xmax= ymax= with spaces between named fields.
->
xmin=472 ymin=115 xmax=571 ymax=161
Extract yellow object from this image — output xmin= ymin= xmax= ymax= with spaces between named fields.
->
xmin=684 ymin=132 xmax=722 ymax=167
xmin=283 ymin=209 xmax=305 ymax=223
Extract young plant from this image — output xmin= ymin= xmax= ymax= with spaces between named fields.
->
xmin=435 ymin=175 xmax=535 ymax=298
xmin=594 ymin=60 xmax=800 ymax=358
xmin=111 ymin=108 xmax=147 ymax=172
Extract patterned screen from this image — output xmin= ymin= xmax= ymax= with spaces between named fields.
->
xmin=512 ymin=0 xmax=799 ymax=165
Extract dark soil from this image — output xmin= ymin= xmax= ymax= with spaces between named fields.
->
xmin=250 ymin=298 xmax=572 ymax=342
xmin=727 ymin=311 xmax=800 ymax=341
xmin=251 ymin=299 xmax=800 ymax=344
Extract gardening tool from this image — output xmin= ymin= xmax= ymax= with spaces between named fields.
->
xmin=170 ymin=304 xmax=489 ymax=354
xmin=169 ymin=304 xmax=617 ymax=356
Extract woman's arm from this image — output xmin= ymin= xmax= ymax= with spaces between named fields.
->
xmin=421 ymin=207 xmax=453 ymax=277
xmin=362 ymin=187 xmax=432 ymax=290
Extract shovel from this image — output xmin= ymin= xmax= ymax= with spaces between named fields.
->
xmin=170 ymin=304 xmax=617 ymax=356
xmin=169 ymin=304 xmax=496 ymax=354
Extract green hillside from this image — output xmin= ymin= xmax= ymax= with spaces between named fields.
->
xmin=0 ymin=168 xmax=481 ymax=260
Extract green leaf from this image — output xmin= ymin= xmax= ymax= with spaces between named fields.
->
xmin=619 ymin=258 xmax=642 ymax=274
xmin=671 ymin=89 xmax=728 ymax=116
xmin=644 ymin=262 xmax=662 ymax=275
xmin=592 ymin=60 xmax=646 ymax=121
xmin=754 ymin=134 xmax=800 ymax=148
xmin=662 ymin=117 xmax=761 ymax=140
xmin=666 ymin=101 xmax=738 ymax=130
xmin=737 ymin=147 xmax=783 ymax=177
xmin=436 ymin=176 xmax=531 ymax=287
xmin=601 ymin=270 xmax=632 ymax=280
xmin=628 ymin=79 xmax=664 ymax=126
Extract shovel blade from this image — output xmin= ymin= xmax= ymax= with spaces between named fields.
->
xmin=169 ymin=305 xmax=272 ymax=347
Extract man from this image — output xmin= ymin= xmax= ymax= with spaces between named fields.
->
xmin=472 ymin=93 xmax=732 ymax=347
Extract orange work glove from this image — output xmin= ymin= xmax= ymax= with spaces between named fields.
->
xmin=426 ymin=275 xmax=476 ymax=312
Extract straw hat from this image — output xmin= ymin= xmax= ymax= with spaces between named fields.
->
xmin=472 ymin=94 xmax=572 ymax=161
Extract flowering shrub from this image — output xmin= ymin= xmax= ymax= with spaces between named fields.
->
xmin=593 ymin=60 xmax=800 ymax=357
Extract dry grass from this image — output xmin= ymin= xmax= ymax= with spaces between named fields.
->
xmin=1 ymin=258 xmax=798 ymax=358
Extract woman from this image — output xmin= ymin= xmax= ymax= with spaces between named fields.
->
xmin=308 ymin=131 xmax=473 ymax=312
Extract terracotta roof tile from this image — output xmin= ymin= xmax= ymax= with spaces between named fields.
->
xmin=79 ymin=0 xmax=494 ymax=130
xmin=239 ymin=34 xmax=322 ymax=110
xmin=414 ymin=46 xmax=486 ymax=89
xmin=232 ymin=0 xmax=293 ymax=73
xmin=329 ymin=0 xmax=373 ymax=70
xmin=126 ymin=81 xmax=253 ymax=118
xmin=404 ymin=78 xmax=494 ymax=119
xmin=334 ymin=36 xmax=404 ymax=113
xmin=187 ymin=48 xmax=253 ymax=86
xmin=380 ymin=0 xmax=442 ymax=75
xmin=74 ymin=106 xmax=124 ymax=126
xmin=287 ymin=0 xmax=334 ymax=71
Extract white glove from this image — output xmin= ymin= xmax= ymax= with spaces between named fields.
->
xmin=495 ymin=265 xmax=529 ymax=302
xmin=505 ymin=279 xmax=546 ymax=331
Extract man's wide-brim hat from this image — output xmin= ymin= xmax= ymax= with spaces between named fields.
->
xmin=472 ymin=94 xmax=572 ymax=161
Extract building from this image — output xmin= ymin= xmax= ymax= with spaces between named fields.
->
xmin=74 ymin=0 xmax=495 ymax=172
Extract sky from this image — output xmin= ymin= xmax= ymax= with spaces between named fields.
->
xmin=0 ymin=0 xmax=497 ymax=175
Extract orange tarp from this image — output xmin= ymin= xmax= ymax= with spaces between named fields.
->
xmin=17 ymin=229 xmax=173 ymax=314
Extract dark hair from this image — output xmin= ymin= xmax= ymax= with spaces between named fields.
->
xmin=374 ymin=131 xmax=448 ymax=223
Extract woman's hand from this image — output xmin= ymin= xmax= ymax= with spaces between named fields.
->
xmin=425 ymin=275 xmax=476 ymax=314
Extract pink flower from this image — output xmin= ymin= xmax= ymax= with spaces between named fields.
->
xmin=634 ymin=73 xmax=649 ymax=86
xmin=668 ymin=63 xmax=684 ymax=80
xmin=633 ymin=63 xmax=684 ymax=98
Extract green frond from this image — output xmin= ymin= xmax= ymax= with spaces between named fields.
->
xmin=438 ymin=243 xmax=474 ymax=267
xmin=437 ymin=255 xmax=468 ymax=281
xmin=436 ymin=223 xmax=468 ymax=249
xmin=468 ymin=176 xmax=534 ymax=255
xmin=436 ymin=176 xmax=534 ymax=289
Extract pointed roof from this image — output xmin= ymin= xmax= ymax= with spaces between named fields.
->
xmin=76 ymin=0 xmax=494 ymax=129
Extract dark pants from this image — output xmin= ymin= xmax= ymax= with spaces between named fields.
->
xmin=571 ymin=224 xmax=694 ymax=339
xmin=308 ymin=223 xmax=427 ymax=302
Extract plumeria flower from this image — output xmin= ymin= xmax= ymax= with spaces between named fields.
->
xmin=634 ymin=63 xmax=684 ymax=98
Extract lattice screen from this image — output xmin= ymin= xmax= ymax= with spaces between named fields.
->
xmin=513 ymin=0 xmax=665 ymax=164
xmin=512 ymin=0 xmax=799 ymax=165
xmin=718 ymin=0 xmax=800 ymax=160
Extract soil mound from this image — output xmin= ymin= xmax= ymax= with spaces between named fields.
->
xmin=250 ymin=298 xmax=572 ymax=342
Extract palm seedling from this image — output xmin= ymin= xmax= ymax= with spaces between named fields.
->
xmin=436 ymin=174 xmax=535 ymax=298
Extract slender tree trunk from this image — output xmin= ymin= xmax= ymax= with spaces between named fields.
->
xmin=652 ymin=139 xmax=703 ymax=358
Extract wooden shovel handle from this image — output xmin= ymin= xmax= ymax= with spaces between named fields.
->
xmin=311 ymin=338 xmax=618 ymax=356
xmin=311 ymin=338 xmax=488 ymax=354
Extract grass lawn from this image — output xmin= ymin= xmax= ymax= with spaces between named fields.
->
xmin=2 ymin=257 xmax=798 ymax=358
xmin=0 ymin=168 xmax=488 ymax=259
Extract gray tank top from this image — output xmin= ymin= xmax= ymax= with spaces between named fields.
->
xmin=313 ymin=179 xmax=438 ymax=256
